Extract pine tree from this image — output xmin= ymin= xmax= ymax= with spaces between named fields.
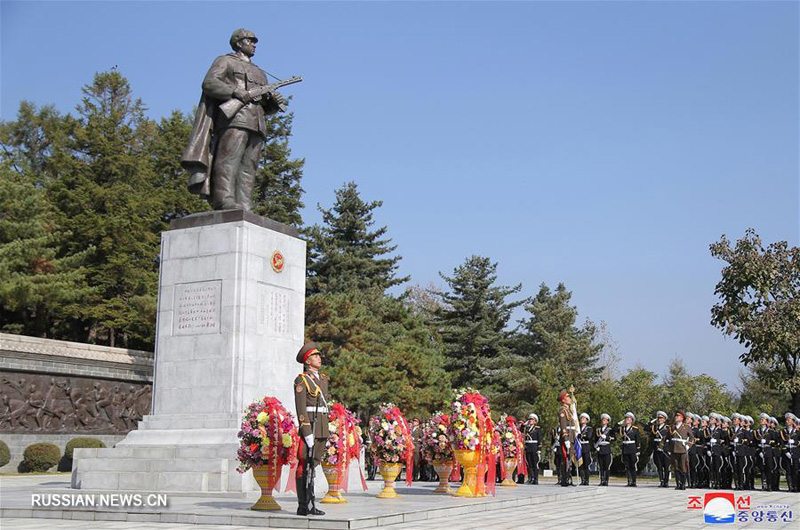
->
xmin=251 ymin=109 xmax=305 ymax=227
xmin=433 ymin=255 xmax=524 ymax=392
xmin=0 ymin=164 xmax=92 ymax=337
xmin=305 ymin=290 xmax=450 ymax=419
xmin=307 ymin=182 xmax=408 ymax=294
xmin=48 ymin=71 xmax=161 ymax=348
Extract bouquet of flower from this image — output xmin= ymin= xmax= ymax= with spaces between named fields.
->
xmin=447 ymin=388 xmax=499 ymax=495
xmin=236 ymin=396 xmax=300 ymax=474
xmin=421 ymin=412 xmax=453 ymax=463
xmin=323 ymin=402 xmax=363 ymax=467
xmin=369 ymin=403 xmax=414 ymax=485
xmin=496 ymin=414 xmax=522 ymax=459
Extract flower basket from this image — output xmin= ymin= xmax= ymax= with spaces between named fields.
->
xmin=422 ymin=412 xmax=454 ymax=494
xmin=236 ymin=396 xmax=300 ymax=511
xmin=496 ymin=414 xmax=527 ymax=487
xmin=321 ymin=403 xmax=366 ymax=503
xmin=369 ymin=403 xmax=413 ymax=498
xmin=447 ymin=388 xmax=500 ymax=497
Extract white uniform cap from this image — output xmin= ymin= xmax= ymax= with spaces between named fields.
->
xmin=702 ymin=415 xmax=709 ymax=422
xmin=732 ymin=413 xmax=741 ymax=420
xmin=601 ymin=413 xmax=611 ymax=421
xmin=656 ymin=411 xmax=667 ymax=419
xmin=759 ymin=412 xmax=769 ymax=420
xmin=625 ymin=412 xmax=635 ymax=421
xmin=722 ymin=416 xmax=731 ymax=424
xmin=528 ymin=413 xmax=539 ymax=422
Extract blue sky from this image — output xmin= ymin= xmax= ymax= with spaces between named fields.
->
xmin=2 ymin=1 xmax=798 ymax=392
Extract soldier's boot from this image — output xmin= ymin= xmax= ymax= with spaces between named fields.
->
xmin=307 ymin=479 xmax=325 ymax=516
xmin=296 ymin=477 xmax=308 ymax=516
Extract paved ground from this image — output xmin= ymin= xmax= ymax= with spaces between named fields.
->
xmin=1 ymin=474 xmax=797 ymax=529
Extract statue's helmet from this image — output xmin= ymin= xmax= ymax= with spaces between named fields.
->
xmin=230 ymin=28 xmax=258 ymax=50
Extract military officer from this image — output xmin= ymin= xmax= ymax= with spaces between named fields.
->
xmin=578 ymin=413 xmax=594 ymax=485
xmin=720 ymin=416 xmax=733 ymax=489
xmin=698 ymin=414 xmax=711 ymax=488
xmin=521 ymin=413 xmax=541 ymax=484
xmin=595 ymin=413 xmax=615 ymax=486
xmin=294 ymin=341 xmax=329 ymax=516
xmin=669 ymin=411 xmax=694 ymax=490
xmin=557 ymin=390 xmax=577 ymax=487
xmin=780 ymin=412 xmax=800 ymax=492
xmin=618 ymin=412 xmax=641 ymax=487
xmin=650 ymin=410 xmax=671 ymax=488
xmin=687 ymin=413 xmax=700 ymax=488
xmin=550 ymin=424 xmax=563 ymax=485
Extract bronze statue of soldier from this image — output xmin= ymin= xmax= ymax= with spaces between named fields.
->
xmin=182 ymin=29 xmax=288 ymax=211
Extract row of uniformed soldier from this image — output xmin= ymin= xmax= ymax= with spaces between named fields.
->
xmin=525 ymin=408 xmax=798 ymax=492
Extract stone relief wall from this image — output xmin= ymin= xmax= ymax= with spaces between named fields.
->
xmin=0 ymin=373 xmax=151 ymax=434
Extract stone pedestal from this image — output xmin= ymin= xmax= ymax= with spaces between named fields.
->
xmin=72 ymin=210 xmax=306 ymax=493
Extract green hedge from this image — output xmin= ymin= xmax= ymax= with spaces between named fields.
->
xmin=22 ymin=443 xmax=60 ymax=472
xmin=0 ymin=440 xmax=10 ymax=467
xmin=65 ymin=437 xmax=106 ymax=460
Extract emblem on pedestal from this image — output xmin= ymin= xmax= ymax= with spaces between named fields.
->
xmin=271 ymin=250 xmax=285 ymax=273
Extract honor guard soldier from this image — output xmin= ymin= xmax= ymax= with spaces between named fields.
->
xmin=669 ymin=411 xmax=694 ymax=490
xmin=687 ymin=413 xmax=700 ymax=487
xmin=769 ymin=416 xmax=782 ymax=490
xmin=720 ymin=416 xmax=733 ymax=489
xmin=780 ymin=413 xmax=800 ymax=492
xmin=550 ymin=424 xmax=563 ymax=485
xmin=294 ymin=342 xmax=329 ymax=516
xmin=578 ymin=413 xmax=594 ymax=485
xmin=698 ymin=414 xmax=711 ymax=488
xmin=522 ymin=413 xmax=541 ymax=484
xmin=618 ymin=412 xmax=641 ymax=487
xmin=754 ymin=412 xmax=777 ymax=491
xmin=557 ymin=390 xmax=577 ymax=487
xmin=595 ymin=413 xmax=615 ymax=486
xmin=650 ymin=411 xmax=671 ymax=488
xmin=706 ymin=413 xmax=723 ymax=488
xmin=741 ymin=415 xmax=756 ymax=490
xmin=730 ymin=413 xmax=749 ymax=490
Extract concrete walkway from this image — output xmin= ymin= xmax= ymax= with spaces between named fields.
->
xmin=1 ymin=474 xmax=797 ymax=529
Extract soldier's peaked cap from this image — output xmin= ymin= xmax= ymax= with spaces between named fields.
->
xmin=230 ymin=28 xmax=258 ymax=47
xmin=759 ymin=412 xmax=769 ymax=420
xmin=656 ymin=410 xmax=667 ymax=419
xmin=625 ymin=412 xmax=635 ymax=421
xmin=785 ymin=412 xmax=798 ymax=422
xmin=702 ymin=415 xmax=709 ymax=421
xmin=674 ymin=411 xmax=685 ymax=420
xmin=297 ymin=341 xmax=321 ymax=364
xmin=528 ymin=413 xmax=538 ymax=421
xmin=732 ymin=413 xmax=741 ymax=420
xmin=600 ymin=413 xmax=611 ymax=421
xmin=557 ymin=389 xmax=568 ymax=403
xmin=580 ymin=413 xmax=590 ymax=421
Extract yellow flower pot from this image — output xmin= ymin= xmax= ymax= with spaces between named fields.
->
xmin=453 ymin=449 xmax=479 ymax=497
xmin=500 ymin=457 xmax=518 ymax=487
xmin=377 ymin=462 xmax=403 ymax=498
xmin=432 ymin=460 xmax=454 ymax=494
xmin=250 ymin=464 xmax=280 ymax=511
xmin=321 ymin=463 xmax=347 ymax=504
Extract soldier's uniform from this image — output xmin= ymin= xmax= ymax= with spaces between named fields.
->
xmin=769 ymin=417 xmax=782 ymax=491
xmin=741 ymin=416 xmax=756 ymax=490
xmin=550 ymin=425 xmax=563 ymax=485
xmin=668 ymin=412 xmax=694 ymax=490
xmin=522 ymin=415 xmax=541 ymax=484
xmin=754 ymin=413 xmax=777 ymax=491
xmin=780 ymin=413 xmax=800 ymax=492
xmin=294 ymin=342 xmax=330 ymax=516
xmin=595 ymin=414 xmax=615 ymax=486
xmin=720 ymin=417 xmax=733 ymax=489
xmin=557 ymin=392 xmax=577 ymax=487
xmin=650 ymin=411 xmax=671 ymax=488
xmin=618 ymin=412 xmax=641 ymax=487
xmin=578 ymin=413 xmax=594 ymax=486
xmin=730 ymin=414 xmax=749 ymax=490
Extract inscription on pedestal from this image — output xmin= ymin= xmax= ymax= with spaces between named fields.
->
xmin=256 ymin=283 xmax=290 ymax=337
xmin=173 ymin=280 xmax=222 ymax=336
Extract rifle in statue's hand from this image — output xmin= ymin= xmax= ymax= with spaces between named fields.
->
xmin=219 ymin=75 xmax=303 ymax=118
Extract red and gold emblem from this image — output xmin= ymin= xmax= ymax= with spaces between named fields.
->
xmin=271 ymin=250 xmax=285 ymax=273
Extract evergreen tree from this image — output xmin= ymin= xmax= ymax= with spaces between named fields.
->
xmin=251 ymin=109 xmax=305 ymax=227
xmin=305 ymin=290 xmax=450 ymax=419
xmin=433 ymin=255 xmax=524 ymax=392
xmin=48 ymin=71 xmax=161 ymax=348
xmin=307 ymin=182 xmax=408 ymax=294
xmin=0 ymin=164 xmax=92 ymax=337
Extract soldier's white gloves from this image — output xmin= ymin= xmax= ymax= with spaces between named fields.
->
xmin=601 ymin=434 xmax=606 ymax=440
xmin=787 ymin=452 xmax=792 ymax=459
xmin=706 ymin=450 xmax=712 ymax=457
xmin=304 ymin=434 xmax=314 ymax=449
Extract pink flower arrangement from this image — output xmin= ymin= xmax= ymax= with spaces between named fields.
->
xmin=323 ymin=402 xmax=363 ymax=467
xmin=496 ymin=414 xmax=522 ymax=459
xmin=368 ymin=403 xmax=413 ymax=467
xmin=421 ymin=412 xmax=453 ymax=463
xmin=236 ymin=396 xmax=299 ymax=473
xmin=448 ymin=388 xmax=492 ymax=451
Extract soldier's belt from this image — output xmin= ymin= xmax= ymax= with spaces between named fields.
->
xmin=597 ymin=441 xmax=610 ymax=445
xmin=654 ymin=438 xmax=663 ymax=442
xmin=306 ymin=406 xmax=328 ymax=413
xmin=623 ymin=440 xmax=636 ymax=444
xmin=525 ymin=441 xmax=539 ymax=444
